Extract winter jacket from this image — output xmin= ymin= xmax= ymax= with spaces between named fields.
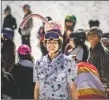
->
xmin=2 ymin=14 xmax=17 ymax=39
xmin=10 ymin=60 xmax=35 ymax=99
xmin=65 ymin=45 xmax=88 ymax=62
xmin=1 ymin=71 xmax=20 ymax=99
xmin=88 ymin=42 xmax=109 ymax=88
xmin=3 ymin=14 xmax=17 ymax=31
xmin=76 ymin=62 xmax=106 ymax=99
xmin=20 ymin=12 xmax=33 ymax=36
xmin=67 ymin=46 xmax=84 ymax=61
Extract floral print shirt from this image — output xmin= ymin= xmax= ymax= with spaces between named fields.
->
xmin=34 ymin=52 xmax=77 ymax=99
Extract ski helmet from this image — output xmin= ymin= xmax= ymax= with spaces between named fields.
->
xmin=44 ymin=29 xmax=63 ymax=49
xmin=70 ymin=29 xmax=86 ymax=43
xmin=65 ymin=15 xmax=77 ymax=31
xmin=17 ymin=44 xmax=31 ymax=55
xmin=4 ymin=5 xmax=11 ymax=14
xmin=65 ymin=15 xmax=77 ymax=24
xmin=23 ymin=4 xmax=30 ymax=10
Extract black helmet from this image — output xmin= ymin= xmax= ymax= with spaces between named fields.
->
xmin=4 ymin=5 xmax=11 ymax=14
xmin=70 ymin=29 xmax=86 ymax=43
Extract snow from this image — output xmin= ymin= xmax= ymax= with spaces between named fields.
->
xmin=2 ymin=1 xmax=109 ymax=62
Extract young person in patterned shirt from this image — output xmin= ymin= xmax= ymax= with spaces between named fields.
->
xmin=34 ymin=29 xmax=78 ymax=100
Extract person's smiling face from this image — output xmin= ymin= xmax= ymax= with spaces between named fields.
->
xmin=46 ymin=40 xmax=59 ymax=54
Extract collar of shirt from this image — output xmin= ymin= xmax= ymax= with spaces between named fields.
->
xmin=46 ymin=52 xmax=63 ymax=64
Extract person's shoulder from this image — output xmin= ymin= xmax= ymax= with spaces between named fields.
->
xmin=11 ymin=63 xmax=19 ymax=69
xmin=63 ymin=54 xmax=76 ymax=63
xmin=35 ymin=55 xmax=48 ymax=65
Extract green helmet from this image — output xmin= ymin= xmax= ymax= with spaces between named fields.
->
xmin=65 ymin=15 xmax=77 ymax=24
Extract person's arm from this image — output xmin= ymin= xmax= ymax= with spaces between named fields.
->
xmin=77 ymin=48 xmax=83 ymax=61
xmin=88 ymin=52 xmax=101 ymax=77
xmin=34 ymin=80 xmax=40 ymax=100
xmin=26 ymin=17 xmax=33 ymax=29
xmin=12 ymin=17 xmax=17 ymax=30
xmin=67 ymin=58 xmax=78 ymax=99
xmin=33 ymin=60 xmax=40 ymax=99
xmin=69 ymin=82 xmax=78 ymax=99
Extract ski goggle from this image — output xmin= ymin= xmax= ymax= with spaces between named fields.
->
xmin=44 ymin=31 xmax=63 ymax=42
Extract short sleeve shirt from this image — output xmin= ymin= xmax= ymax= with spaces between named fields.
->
xmin=34 ymin=52 xmax=77 ymax=99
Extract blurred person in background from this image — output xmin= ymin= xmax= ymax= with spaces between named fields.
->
xmin=1 ymin=58 xmax=20 ymax=99
xmin=2 ymin=5 xmax=17 ymax=40
xmin=64 ymin=29 xmax=88 ymax=62
xmin=88 ymin=19 xmax=100 ymax=29
xmin=87 ymin=28 xmax=109 ymax=98
xmin=1 ymin=39 xmax=16 ymax=72
xmin=19 ymin=4 xmax=33 ymax=48
xmin=37 ymin=16 xmax=52 ymax=56
xmin=62 ymin=15 xmax=77 ymax=53
xmin=101 ymin=33 xmax=109 ymax=50
xmin=10 ymin=44 xmax=35 ymax=99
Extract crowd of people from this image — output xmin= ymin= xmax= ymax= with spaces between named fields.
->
xmin=1 ymin=4 xmax=109 ymax=99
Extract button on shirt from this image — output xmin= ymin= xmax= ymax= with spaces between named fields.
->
xmin=34 ymin=52 xmax=77 ymax=99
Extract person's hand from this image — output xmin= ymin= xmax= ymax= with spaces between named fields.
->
xmin=67 ymin=48 xmax=73 ymax=54
xmin=66 ymin=30 xmax=72 ymax=37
